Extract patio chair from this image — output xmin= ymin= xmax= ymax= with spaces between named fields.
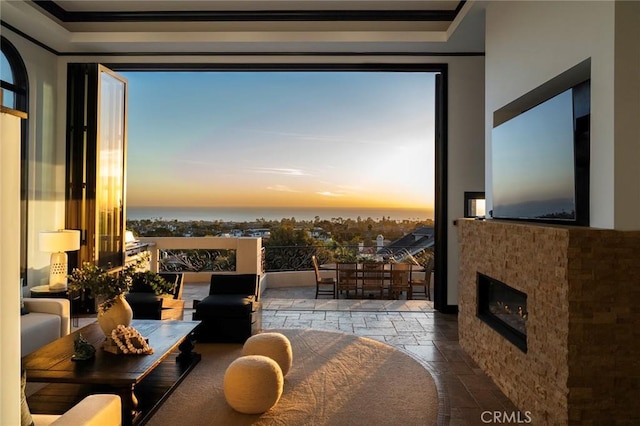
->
xmin=193 ymin=274 xmax=262 ymax=343
xmin=336 ymin=262 xmax=358 ymax=299
xmin=125 ymin=272 xmax=185 ymax=320
xmin=389 ymin=262 xmax=413 ymax=300
xmin=312 ymin=255 xmax=336 ymax=298
xmin=361 ymin=262 xmax=385 ymax=299
xmin=411 ymin=256 xmax=434 ymax=300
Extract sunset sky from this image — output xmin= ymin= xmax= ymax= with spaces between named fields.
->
xmin=123 ymin=71 xmax=435 ymax=212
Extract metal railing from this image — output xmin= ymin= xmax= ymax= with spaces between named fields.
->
xmin=262 ymin=245 xmax=433 ymax=272
xmin=263 ymin=246 xmax=332 ymax=272
xmin=138 ymin=236 xmax=433 ymax=275
xmin=159 ymin=248 xmax=236 ymax=272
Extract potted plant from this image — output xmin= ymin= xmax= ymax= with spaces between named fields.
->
xmin=128 ymin=270 xmax=175 ymax=296
xmin=68 ymin=262 xmax=137 ymax=335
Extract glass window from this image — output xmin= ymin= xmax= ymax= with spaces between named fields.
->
xmin=97 ymin=68 xmax=127 ymax=267
xmin=1 ymin=50 xmax=16 ymax=108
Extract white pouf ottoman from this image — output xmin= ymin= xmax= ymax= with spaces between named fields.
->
xmin=242 ymin=332 xmax=293 ymax=377
xmin=223 ymin=355 xmax=284 ymax=414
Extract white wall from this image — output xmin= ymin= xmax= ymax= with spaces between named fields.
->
xmin=0 ymin=111 xmax=24 ymax=426
xmin=486 ymin=0 xmax=640 ymax=231
xmin=3 ymin=29 xmax=64 ymax=288
xmin=446 ymin=57 xmax=485 ymax=305
xmin=613 ymin=2 xmax=640 ymax=230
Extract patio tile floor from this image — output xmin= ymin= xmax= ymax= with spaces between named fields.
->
xmin=75 ymin=282 xmax=520 ymax=425
xmin=184 ymin=283 xmax=520 ymax=425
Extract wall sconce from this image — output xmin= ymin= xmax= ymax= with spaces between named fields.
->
xmin=39 ymin=229 xmax=81 ymax=291
xmin=464 ymin=192 xmax=486 ymax=218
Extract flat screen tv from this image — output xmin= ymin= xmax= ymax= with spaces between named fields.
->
xmin=491 ymin=80 xmax=590 ymax=226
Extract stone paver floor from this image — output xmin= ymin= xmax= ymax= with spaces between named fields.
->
xmin=182 ymin=284 xmax=520 ymax=425
xmin=74 ymin=284 xmax=520 ymax=425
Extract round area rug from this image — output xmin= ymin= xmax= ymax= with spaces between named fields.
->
xmin=147 ymin=329 xmax=438 ymax=426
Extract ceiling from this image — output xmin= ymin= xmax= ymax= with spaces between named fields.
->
xmin=2 ymin=0 xmax=486 ymax=55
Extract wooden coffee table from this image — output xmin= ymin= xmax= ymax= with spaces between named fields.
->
xmin=22 ymin=320 xmax=201 ymax=426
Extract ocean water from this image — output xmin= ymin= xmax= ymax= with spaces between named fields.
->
xmin=127 ymin=206 xmax=432 ymax=223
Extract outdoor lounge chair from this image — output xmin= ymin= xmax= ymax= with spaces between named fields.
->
xmin=193 ymin=274 xmax=262 ymax=343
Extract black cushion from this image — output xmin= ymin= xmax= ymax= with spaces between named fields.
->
xmin=209 ymin=274 xmax=258 ymax=296
xmin=196 ymin=294 xmax=256 ymax=317
xmin=126 ymin=292 xmax=162 ymax=304
xmin=125 ymin=293 xmax=163 ymax=319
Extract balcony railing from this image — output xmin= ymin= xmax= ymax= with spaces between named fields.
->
xmin=138 ymin=236 xmax=432 ymax=277
xmin=138 ymin=236 xmax=262 ymax=280
xmin=159 ymin=248 xmax=236 ymax=273
xmin=262 ymin=244 xmax=432 ymax=271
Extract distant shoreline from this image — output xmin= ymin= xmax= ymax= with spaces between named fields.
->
xmin=127 ymin=206 xmax=433 ymax=223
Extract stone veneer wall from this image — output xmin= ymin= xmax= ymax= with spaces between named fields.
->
xmin=457 ymin=219 xmax=640 ymax=425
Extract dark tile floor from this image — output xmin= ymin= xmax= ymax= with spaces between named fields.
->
xmin=180 ymin=283 xmax=520 ymax=425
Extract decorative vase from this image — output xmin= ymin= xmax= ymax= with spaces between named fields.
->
xmin=97 ymin=294 xmax=133 ymax=336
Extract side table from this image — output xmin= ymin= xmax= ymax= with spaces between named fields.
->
xmin=30 ymin=285 xmax=80 ymax=327
xmin=30 ymin=284 xmax=67 ymax=298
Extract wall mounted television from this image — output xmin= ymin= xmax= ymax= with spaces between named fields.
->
xmin=491 ymin=80 xmax=590 ymax=226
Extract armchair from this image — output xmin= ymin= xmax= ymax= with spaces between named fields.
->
xmin=21 ymin=298 xmax=70 ymax=356
xmin=193 ymin=274 xmax=262 ymax=343
xmin=125 ymin=273 xmax=185 ymax=320
xmin=31 ymin=394 xmax=121 ymax=426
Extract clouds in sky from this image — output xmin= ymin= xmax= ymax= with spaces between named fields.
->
xmin=124 ymin=71 xmax=436 ymax=210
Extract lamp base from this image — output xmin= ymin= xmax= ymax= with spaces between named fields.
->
xmin=49 ymin=252 xmax=69 ymax=292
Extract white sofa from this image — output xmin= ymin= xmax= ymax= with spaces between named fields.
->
xmin=21 ymin=298 xmax=71 ymax=357
xmin=32 ymin=394 xmax=121 ymax=426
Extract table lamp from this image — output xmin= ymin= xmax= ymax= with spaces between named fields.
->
xmin=39 ymin=229 xmax=81 ymax=291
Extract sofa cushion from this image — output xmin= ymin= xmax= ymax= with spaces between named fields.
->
xmin=32 ymin=394 xmax=122 ymax=426
xmin=21 ymin=313 xmax=62 ymax=356
xmin=196 ymin=294 xmax=256 ymax=317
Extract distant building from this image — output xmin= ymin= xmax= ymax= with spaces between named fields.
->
xmin=308 ymin=227 xmax=331 ymax=241
xmin=377 ymin=226 xmax=434 ymax=263
xmin=244 ymin=228 xmax=271 ymax=238
xmin=229 ymin=229 xmax=243 ymax=237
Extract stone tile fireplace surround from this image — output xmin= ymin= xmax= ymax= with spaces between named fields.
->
xmin=458 ymin=219 xmax=639 ymax=424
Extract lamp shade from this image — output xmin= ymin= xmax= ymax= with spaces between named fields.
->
xmin=125 ymin=230 xmax=136 ymax=244
xmin=39 ymin=230 xmax=81 ymax=253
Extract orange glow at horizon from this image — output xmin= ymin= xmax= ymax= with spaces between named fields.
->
xmin=124 ymin=71 xmax=436 ymax=215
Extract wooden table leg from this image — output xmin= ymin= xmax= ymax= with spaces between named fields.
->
xmin=118 ymin=384 xmax=139 ymax=426
xmin=176 ymin=335 xmax=196 ymax=363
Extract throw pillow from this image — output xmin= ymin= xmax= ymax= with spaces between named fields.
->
xmin=21 ymin=370 xmax=34 ymax=426
xmin=20 ymin=278 xmax=29 ymax=316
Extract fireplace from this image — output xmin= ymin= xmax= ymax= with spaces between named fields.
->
xmin=477 ymin=273 xmax=528 ymax=352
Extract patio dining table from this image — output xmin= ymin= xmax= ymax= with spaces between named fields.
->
xmin=319 ymin=262 xmax=425 ymax=299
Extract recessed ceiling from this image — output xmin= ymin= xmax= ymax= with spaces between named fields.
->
xmin=2 ymin=0 xmax=485 ymax=55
